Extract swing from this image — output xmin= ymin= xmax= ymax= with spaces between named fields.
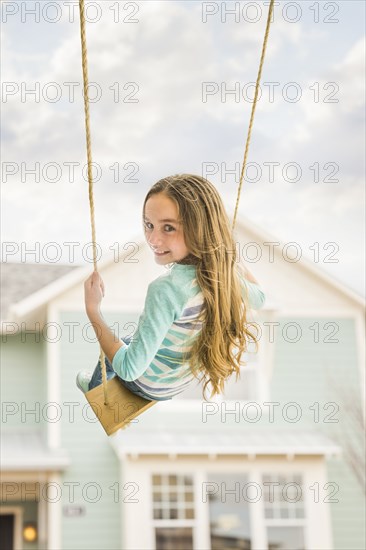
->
xmin=78 ymin=0 xmax=275 ymax=435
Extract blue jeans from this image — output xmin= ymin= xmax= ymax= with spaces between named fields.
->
xmin=88 ymin=337 xmax=159 ymax=402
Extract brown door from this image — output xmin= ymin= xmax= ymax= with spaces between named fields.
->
xmin=0 ymin=514 xmax=14 ymax=550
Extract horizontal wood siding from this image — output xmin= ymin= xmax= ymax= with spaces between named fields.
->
xmin=1 ymin=334 xmax=47 ymax=428
xmin=59 ymin=311 xmax=139 ymax=550
xmin=271 ymin=317 xmax=365 ymax=550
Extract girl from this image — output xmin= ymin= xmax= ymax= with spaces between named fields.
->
xmin=76 ymin=174 xmax=265 ymax=402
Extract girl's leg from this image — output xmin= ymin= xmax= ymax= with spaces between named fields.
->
xmin=88 ymin=337 xmax=131 ymax=391
xmin=88 ymin=356 xmax=116 ymax=391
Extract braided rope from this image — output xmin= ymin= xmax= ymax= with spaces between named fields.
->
xmin=79 ymin=0 xmax=109 ymax=406
xmin=78 ymin=0 xmax=274 ymax=406
xmin=231 ymin=0 xmax=275 ymax=232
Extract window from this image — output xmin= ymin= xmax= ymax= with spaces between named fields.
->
xmin=216 ymin=340 xmax=260 ymax=401
xmin=146 ymin=468 xmax=312 ymax=550
xmin=207 ymin=473 xmax=252 ymax=550
xmin=174 ymin=376 xmax=203 ymax=400
xmin=267 ymin=527 xmax=305 ymax=550
xmin=176 ymin=340 xmax=261 ymax=402
xmin=152 ymin=474 xmax=195 ymax=550
xmin=262 ymin=473 xmax=306 ymax=550
xmin=155 ymin=527 xmax=193 ymax=550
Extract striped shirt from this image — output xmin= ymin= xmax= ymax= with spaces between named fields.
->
xmin=112 ymin=262 xmax=265 ymax=400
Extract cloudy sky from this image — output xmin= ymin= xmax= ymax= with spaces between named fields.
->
xmin=1 ymin=0 xmax=365 ymax=296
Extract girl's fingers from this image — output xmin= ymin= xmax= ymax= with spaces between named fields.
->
xmin=84 ymin=272 xmax=104 ymax=297
xmin=84 ymin=272 xmax=96 ymax=287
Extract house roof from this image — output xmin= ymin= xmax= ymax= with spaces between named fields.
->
xmin=109 ymin=425 xmax=342 ymax=459
xmin=233 ymin=215 xmax=365 ymax=308
xmin=1 ymin=429 xmax=70 ymax=471
xmin=1 ymin=217 xmax=364 ymax=326
xmin=1 ymin=261 xmax=78 ymax=322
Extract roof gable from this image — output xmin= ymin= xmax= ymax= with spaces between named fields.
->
xmin=1 ymin=262 xmax=78 ymax=322
xmin=1 ymin=218 xmax=364 ymax=327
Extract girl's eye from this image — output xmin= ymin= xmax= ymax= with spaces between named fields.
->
xmin=144 ymin=222 xmax=175 ymax=232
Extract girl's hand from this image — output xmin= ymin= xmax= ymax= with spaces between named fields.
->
xmin=84 ymin=271 xmax=105 ymax=315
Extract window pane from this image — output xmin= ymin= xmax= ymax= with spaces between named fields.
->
xmin=267 ymin=526 xmax=305 ymax=550
xmin=295 ymin=508 xmax=305 ymax=519
xmin=155 ymin=527 xmax=193 ymax=550
xmin=208 ymin=473 xmax=252 ymax=550
xmin=262 ymin=473 xmax=305 ymax=520
xmin=174 ymin=377 xmax=202 ymax=400
xmin=175 ymin=345 xmax=259 ymax=401
xmin=222 ymin=367 xmax=257 ymax=401
xmin=152 ymin=473 xmax=195 ymax=520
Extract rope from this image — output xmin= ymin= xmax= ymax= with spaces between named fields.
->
xmin=231 ymin=0 xmax=275 ymax=232
xmin=79 ymin=0 xmax=109 ymax=406
xmin=78 ymin=0 xmax=274 ymax=406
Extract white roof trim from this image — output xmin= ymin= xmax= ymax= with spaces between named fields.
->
xmin=6 ymin=217 xmax=365 ymax=322
xmin=1 ymin=456 xmax=70 ymax=472
xmin=108 ymin=426 xmax=343 ymax=459
xmin=232 ymin=213 xmax=365 ymax=307
xmin=1 ymin=428 xmax=70 ymax=471
xmin=111 ymin=444 xmax=341 ymax=458
xmin=7 ymin=231 xmax=141 ymax=322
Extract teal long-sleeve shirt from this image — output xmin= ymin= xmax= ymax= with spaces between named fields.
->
xmin=112 ymin=262 xmax=265 ymax=399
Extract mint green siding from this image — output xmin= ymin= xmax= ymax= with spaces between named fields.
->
xmin=0 ymin=334 xmax=47 ymax=428
xmin=59 ymin=311 xmax=139 ymax=550
xmin=271 ymin=317 xmax=365 ymax=550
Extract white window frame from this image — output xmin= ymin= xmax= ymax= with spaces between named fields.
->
xmin=261 ymin=472 xmax=309 ymax=549
xmin=150 ymin=472 xmax=203 ymax=549
xmin=121 ymin=457 xmax=332 ymax=550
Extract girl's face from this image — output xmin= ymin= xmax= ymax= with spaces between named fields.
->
xmin=143 ymin=193 xmax=190 ymax=265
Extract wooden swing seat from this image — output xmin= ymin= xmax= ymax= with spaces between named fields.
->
xmin=85 ymin=377 xmax=157 ymax=436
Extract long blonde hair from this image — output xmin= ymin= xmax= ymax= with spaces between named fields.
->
xmin=143 ymin=174 xmax=260 ymax=401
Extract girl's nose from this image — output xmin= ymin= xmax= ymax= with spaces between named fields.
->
xmin=148 ymin=234 xmax=163 ymax=248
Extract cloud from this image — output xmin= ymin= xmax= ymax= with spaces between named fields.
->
xmin=1 ymin=1 xmax=364 ymax=294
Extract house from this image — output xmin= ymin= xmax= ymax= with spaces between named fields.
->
xmin=1 ymin=216 xmax=365 ymax=550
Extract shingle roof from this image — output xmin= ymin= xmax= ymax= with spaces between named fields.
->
xmin=1 ymin=262 xmax=78 ymax=321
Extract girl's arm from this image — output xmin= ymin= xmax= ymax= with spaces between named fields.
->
xmin=237 ymin=263 xmax=265 ymax=309
xmin=238 ymin=263 xmax=259 ymax=285
xmin=84 ymin=271 xmax=125 ymax=363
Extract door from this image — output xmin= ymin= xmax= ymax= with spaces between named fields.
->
xmin=0 ymin=514 xmax=14 ymax=550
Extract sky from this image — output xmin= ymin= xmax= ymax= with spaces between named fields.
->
xmin=1 ymin=0 xmax=365 ymax=296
